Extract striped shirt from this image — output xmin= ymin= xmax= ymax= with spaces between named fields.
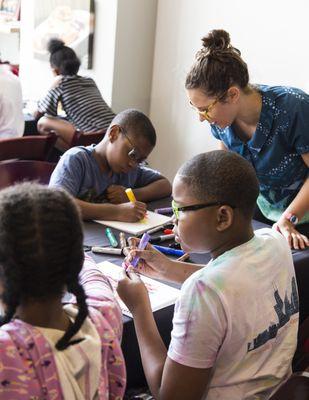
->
xmin=38 ymin=75 xmax=115 ymax=132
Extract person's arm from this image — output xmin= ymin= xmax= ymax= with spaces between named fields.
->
xmin=76 ymin=198 xmax=146 ymax=222
xmin=34 ymin=78 xmax=62 ymax=118
xmin=69 ymin=254 xmax=123 ymax=338
xmin=273 ymin=153 xmax=309 ymax=249
xmin=126 ymin=239 xmax=204 ymax=284
xmin=117 ymin=270 xmax=213 ymax=400
xmin=133 ymin=177 xmax=172 ymax=202
xmin=78 ymin=254 xmax=127 ymax=398
xmin=133 ymin=167 xmax=172 ymax=202
xmin=106 ymin=177 xmax=171 ymax=204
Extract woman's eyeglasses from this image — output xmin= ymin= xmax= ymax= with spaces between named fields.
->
xmin=189 ymin=92 xmax=226 ymax=122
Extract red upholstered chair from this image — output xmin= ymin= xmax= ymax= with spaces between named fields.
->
xmin=269 ymin=371 xmax=309 ymax=400
xmin=0 ymin=133 xmax=57 ymax=161
xmin=0 ymin=160 xmax=56 ymax=189
xmin=70 ymin=129 xmax=106 ymax=147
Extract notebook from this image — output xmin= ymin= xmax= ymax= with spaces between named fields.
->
xmin=95 ymin=210 xmax=173 ymax=235
xmin=97 ymin=261 xmax=180 ymax=318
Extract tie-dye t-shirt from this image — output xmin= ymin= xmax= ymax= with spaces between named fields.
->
xmin=168 ymin=228 xmax=298 ymax=400
xmin=211 ymin=85 xmax=309 ymax=223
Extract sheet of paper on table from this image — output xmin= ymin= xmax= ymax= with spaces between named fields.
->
xmin=97 ymin=261 xmax=180 ymax=318
xmin=95 ymin=210 xmax=173 ymax=235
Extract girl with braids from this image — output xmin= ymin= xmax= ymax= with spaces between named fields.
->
xmin=0 ymin=182 xmax=126 ymax=399
xmin=186 ymin=29 xmax=309 ymax=251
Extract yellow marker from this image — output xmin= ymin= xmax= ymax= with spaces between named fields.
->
xmin=125 ymin=188 xmax=147 ymax=222
xmin=125 ymin=188 xmax=137 ymax=203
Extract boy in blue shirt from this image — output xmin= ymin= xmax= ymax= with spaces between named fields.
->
xmin=49 ymin=109 xmax=171 ymax=221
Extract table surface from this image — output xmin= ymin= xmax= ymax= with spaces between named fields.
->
xmin=83 ymin=197 xmax=309 ymax=388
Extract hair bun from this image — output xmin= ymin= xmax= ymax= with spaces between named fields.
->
xmin=202 ymin=29 xmax=231 ymax=53
xmin=47 ymin=38 xmax=65 ymax=54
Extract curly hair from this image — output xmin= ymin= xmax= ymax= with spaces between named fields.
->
xmin=0 ymin=182 xmax=88 ymax=351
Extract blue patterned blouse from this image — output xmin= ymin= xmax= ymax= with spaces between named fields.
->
xmin=211 ymin=85 xmax=309 ymax=223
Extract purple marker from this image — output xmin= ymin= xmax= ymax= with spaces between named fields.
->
xmin=130 ymin=232 xmax=150 ymax=268
xmin=154 ymin=207 xmax=173 ymax=215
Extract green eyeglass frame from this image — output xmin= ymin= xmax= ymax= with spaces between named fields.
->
xmin=172 ymin=199 xmax=225 ymax=219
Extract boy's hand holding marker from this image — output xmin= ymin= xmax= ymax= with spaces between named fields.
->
xmin=122 ymin=236 xmax=174 ymax=280
xmin=116 ymin=202 xmax=146 ymax=222
xmin=125 ymin=188 xmax=147 ymax=221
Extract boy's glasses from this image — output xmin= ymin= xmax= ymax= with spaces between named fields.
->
xmin=172 ymin=199 xmax=235 ymax=219
xmin=120 ymin=127 xmax=146 ymax=164
xmin=189 ymin=92 xmax=226 ymax=122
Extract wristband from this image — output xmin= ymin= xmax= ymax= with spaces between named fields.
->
xmin=283 ymin=211 xmax=299 ymax=225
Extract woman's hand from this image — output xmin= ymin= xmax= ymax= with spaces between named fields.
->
xmin=273 ymin=217 xmax=309 ymax=250
xmin=124 ymin=238 xmax=173 ymax=280
xmin=117 ymin=268 xmax=151 ymax=314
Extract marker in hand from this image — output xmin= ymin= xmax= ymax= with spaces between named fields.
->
xmin=125 ymin=188 xmax=137 ymax=203
xmin=125 ymin=232 xmax=150 ymax=269
xmin=125 ymin=188 xmax=146 ymax=221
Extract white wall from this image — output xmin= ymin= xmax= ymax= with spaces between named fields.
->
xmin=148 ymin=0 xmax=309 ymax=180
xmin=0 ymin=32 xmax=19 ymax=64
xmin=19 ymin=0 xmax=118 ymax=104
xmin=111 ymin=0 xmax=157 ymax=114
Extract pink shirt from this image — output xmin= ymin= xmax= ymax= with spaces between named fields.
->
xmin=0 ymin=254 xmax=126 ymax=399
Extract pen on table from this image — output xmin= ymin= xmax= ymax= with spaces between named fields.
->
xmin=92 ymin=246 xmax=123 ymax=255
xmin=105 ymin=228 xmax=118 ymax=248
xmin=125 ymin=188 xmax=147 ymax=221
xmin=177 ymin=253 xmax=190 ymax=262
xmin=119 ymin=232 xmax=127 ymax=249
xmin=153 ymin=245 xmax=184 ymax=257
xmin=147 ymin=223 xmax=172 ymax=235
xmin=149 ymin=233 xmax=175 ymax=244
xmin=130 ymin=232 xmax=151 ymax=268
xmin=154 ymin=207 xmax=173 ymax=215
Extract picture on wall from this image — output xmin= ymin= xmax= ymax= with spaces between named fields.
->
xmin=33 ymin=0 xmax=94 ymax=69
xmin=0 ymin=0 xmax=21 ymax=20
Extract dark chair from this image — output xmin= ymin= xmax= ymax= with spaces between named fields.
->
xmin=70 ymin=129 xmax=106 ymax=147
xmin=0 ymin=160 xmax=56 ymax=189
xmin=0 ymin=133 xmax=57 ymax=161
xmin=269 ymin=371 xmax=309 ymax=400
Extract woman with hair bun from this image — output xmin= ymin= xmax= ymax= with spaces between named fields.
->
xmin=35 ymin=38 xmax=115 ymax=151
xmin=186 ymin=29 xmax=309 ymax=250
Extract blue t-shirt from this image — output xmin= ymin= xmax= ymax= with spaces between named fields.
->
xmin=49 ymin=145 xmax=163 ymax=202
xmin=211 ymin=85 xmax=309 ymax=222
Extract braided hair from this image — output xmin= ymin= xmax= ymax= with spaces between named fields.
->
xmin=0 ymin=182 xmax=88 ymax=351
xmin=185 ymin=29 xmax=250 ymax=98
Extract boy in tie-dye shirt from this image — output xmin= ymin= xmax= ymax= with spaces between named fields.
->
xmin=118 ymin=150 xmax=298 ymax=400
